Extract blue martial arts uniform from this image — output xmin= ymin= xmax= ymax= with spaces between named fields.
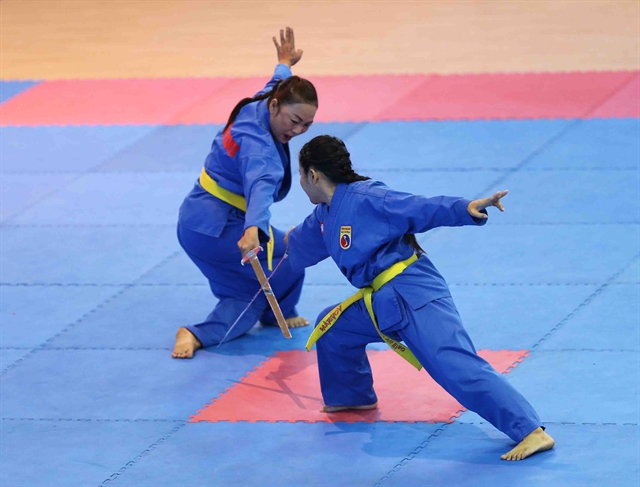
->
xmin=177 ymin=64 xmax=304 ymax=347
xmin=287 ymin=181 xmax=542 ymax=443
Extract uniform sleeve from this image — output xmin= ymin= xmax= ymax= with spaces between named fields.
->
xmin=254 ymin=64 xmax=293 ymax=97
xmin=240 ymin=148 xmax=284 ymax=240
xmin=383 ymin=189 xmax=487 ymax=236
xmin=286 ymin=208 xmax=330 ymax=271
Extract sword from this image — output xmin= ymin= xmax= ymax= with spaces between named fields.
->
xmin=242 ymin=246 xmax=292 ymax=339
xmin=217 ymin=250 xmax=291 ymax=347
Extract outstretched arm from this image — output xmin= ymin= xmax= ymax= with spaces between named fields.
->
xmin=384 ymin=188 xmax=509 ymax=236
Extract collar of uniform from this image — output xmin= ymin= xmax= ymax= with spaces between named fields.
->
xmin=256 ymin=99 xmax=271 ymax=132
xmin=326 ymin=182 xmax=348 ymax=228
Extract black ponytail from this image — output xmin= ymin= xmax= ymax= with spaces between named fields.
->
xmin=224 ymin=76 xmax=318 ymax=132
xmin=299 ymin=135 xmax=425 ymax=255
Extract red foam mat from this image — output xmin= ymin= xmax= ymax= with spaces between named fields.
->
xmin=190 ymin=349 xmax=528 ymax=423
xmin=170 ymin=74 xmax=430 ymax=124
xmin=380 ymin=71 xmax=636 ymax=121
xmin=1 ymin=71 xmax=636 ymax=126
xmin=0 ymin=78 xmax=233 ymax=126
xmin=589 ymin=73 xmax=640 ymax=118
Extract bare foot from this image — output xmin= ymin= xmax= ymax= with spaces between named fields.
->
xmin=171 ymin=327 xmax=202 ymax=359
xmin=285 ymin=316 xmax=310 ymax=328
xmin=501 ymin=427 xmax=555 ymax=461
xmin=322 ymin=402 xmax=378 ymax=413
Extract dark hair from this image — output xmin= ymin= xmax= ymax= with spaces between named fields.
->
xmin=224 ymin=76 xmax=318 ymax=132
xmin=299 ymin=135 xmax=424 ymax=256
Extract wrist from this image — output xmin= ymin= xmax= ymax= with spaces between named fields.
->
xmin=467 ymin=201 xmax=474 ymax=215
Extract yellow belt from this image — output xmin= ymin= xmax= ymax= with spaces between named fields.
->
xmin=306 ymin=254 xmax=422 ymax=370
xmin=199 ymin=168 xmax=275 ymax=271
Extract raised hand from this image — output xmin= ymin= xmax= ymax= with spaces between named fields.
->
xmin=273 ymin=26 xmax=303 ymax=67
xmin=467 ymin=190 xmax=509 ymax=219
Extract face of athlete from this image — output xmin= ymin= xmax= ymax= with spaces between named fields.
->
xmin=298 ymin=163 xmax=324 ymax=205
xmin=269 ymin=100 xmax=316 ymax=144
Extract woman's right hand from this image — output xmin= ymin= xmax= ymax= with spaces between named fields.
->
xmin=273 ymin=27 xmax=303 ymax=67
xmin=237 ymin=226 xmax=261 ymax=257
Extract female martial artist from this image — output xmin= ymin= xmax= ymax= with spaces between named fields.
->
xmin=285 ymin=135 xmax=555 ymax=461
xmin=173 ymin=27 xmax=316 ymax=358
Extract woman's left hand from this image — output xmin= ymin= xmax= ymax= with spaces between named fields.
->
xmin=467 ymin=190 xmax=509 ymax=219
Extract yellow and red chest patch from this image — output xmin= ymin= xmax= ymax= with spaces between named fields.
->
xmin=339 ymin=226 xmax=352 ymax=250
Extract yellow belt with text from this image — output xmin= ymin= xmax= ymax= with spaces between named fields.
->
xmin=199 ymin=168 xmax=275 ymax=271
xmin=306 ymin=254 xmax=422 ymax=370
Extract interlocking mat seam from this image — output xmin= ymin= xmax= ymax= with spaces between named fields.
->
xmin=98 ymin=423 xmax=187 ymax=486
xmin=0 ymin=251 xmax=182 ymax=376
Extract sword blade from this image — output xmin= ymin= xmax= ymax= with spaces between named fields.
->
xmin=217 ymin=252 xmax=291 ymax=347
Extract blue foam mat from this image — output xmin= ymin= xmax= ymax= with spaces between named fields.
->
xmin=2 ymin=109 xmax=638 ymax=487
xmin=419 ymin=224 xmax=639 ymax=284
xmin=341 ymin=120 xmax=572 ymax=170
xmin=99 ymin=421 xmax=444 ymax=487
xmin=382 ymin=422 xmax=639 ymax=487
xmin=95 ymin=124 xmax=223 ymax=172
xmin=41 ymin=284 xmax=215 ymax=349
xmin=0 ymin=419 xmax=185 ymax=487
xmin=0 ymin=349 xmax=31 ymax=372
xmin=0 ymin=227 xmax=179 ymax=284
xmin=0 ymin=285 xmax=127 ymax=347
xmin=0 ymin=126 xmax=157 ymax=173
xmin=535 ymin=283 xmax=640 ymax=351
xmin=96 ymin=122 xmax=363 ymax=173
xmin=493 ymin=350 xmax=639 ymax=424
xmin=527 ymin=118 xmax=640 ymax=169
xmin=136 ymin=251 xmax=209 ymax=284
xmin=11 ymin=173 xmax=194 ymax=225
xmin=0 ymin=174 xmax=75 ymax=222
xmin=450 ymin=283 xmax=599 ymax=350
xmin=0 ymin=349 xmax=267 ymax=420
xmin=0 ymin=81 xmax=39 ymax=104
xmin=45 ymin=282 xmax=347 ymax=353
xmin=484 ymin=170 xmax=639 ymax=224
xmin=614 ymin=258 xmax=640 ymax=284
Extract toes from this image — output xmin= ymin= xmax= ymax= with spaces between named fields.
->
xmin=172 ymin=349 xmax=193 ymax=359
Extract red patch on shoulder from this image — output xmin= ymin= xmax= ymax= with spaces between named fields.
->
xmin=222 ymin=125 xmax=240 ymax=158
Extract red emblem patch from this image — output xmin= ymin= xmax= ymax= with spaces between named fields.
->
xmin=339 ymin=226 xmax=351 ymax=250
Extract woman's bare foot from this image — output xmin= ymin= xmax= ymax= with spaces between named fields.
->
xmin=321 ymin=402 xmax=378 ymax=413
xmin=171 ymin=327 xmax=202 ymax=359
xmin=501 ymin=427 xmax=555 ymax=461
xmin=285 ymin=316 xmax=310 ymax=328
